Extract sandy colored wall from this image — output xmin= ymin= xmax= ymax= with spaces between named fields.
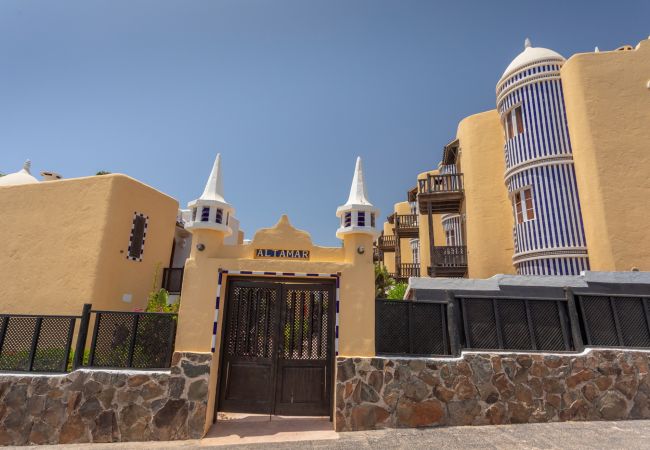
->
xmin=562 ymin=39 xmax=650 ymax=271
xmin=394 ymin=201 xmax=414 ymax=265
xmin=0 ymin=177 xmax=111 ymax=314
xmin=92 ymin=175 xmax=178 ymax=311
xmin=457 ymin=110 xmax=516 ymax=278
xmin=174 ymin=216 xmax=376 ymax=427
xmin=381 ymin=221 xmax=396 ymax=273
xmin=0 ymin=175 xmax=178 ymax=315
xmin=416 ymin=170 xmax=446 ymax=272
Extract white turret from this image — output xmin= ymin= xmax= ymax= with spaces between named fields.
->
xmin=336 ymin=157 xmax=379 ymax=239
xmin=0 ymin=160 xmax=39 ymax=187
xmin=186 ymin=153 xmax=234 ymax=236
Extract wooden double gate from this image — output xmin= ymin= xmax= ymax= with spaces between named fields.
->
xmin=218 ymin=279 xmax=335 ymax=416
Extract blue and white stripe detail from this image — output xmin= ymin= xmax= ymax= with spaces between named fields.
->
xmin=210 ymin=270 xmax=341 ymax=355
xmin=497 ymin=61 xmax=589 ymax=275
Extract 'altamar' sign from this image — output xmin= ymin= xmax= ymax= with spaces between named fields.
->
xmin=255 ymin=249 xmax=310 ymax=259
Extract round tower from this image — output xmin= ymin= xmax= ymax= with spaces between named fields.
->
xmin=496 ymin=39 xmax=589 ymax=275
xmin=186 ymin=154 xmax=234 ymax=254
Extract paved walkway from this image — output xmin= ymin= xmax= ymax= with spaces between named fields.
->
xmin=36 ymin=419 xmax=650 ymax=449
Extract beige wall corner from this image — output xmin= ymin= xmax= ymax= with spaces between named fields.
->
xmin=562 ymin=38 xmax=650 ymax=271
xmin=457 ymin=109 xmax=516 ymax=278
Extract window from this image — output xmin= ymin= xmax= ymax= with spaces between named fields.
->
xmin=411 ymin=240 xmax=420 ymax=264
xmin=371 ymin=213 xmax=375 ymax=228
xmin=446 ymin=229 xmax=456 ymax=246
xmin=513 ymin=188 xmax=534 ymax=224
xmin=215 ymin=208 xmax=223 ymax=224
xmin=201 ymin=207 xmax=210 ymax=222
xmin=127 ymin=213 xmax=148 ymax=261
xmin=504 ymin=106 xmax=525 ymax=139
xmin=358 ymin=211 xmax=366 ymax=227
xmin=515 ymin=106 xmax=524 ymax=134
xmin=344 ymin=212 xmax=351 ymax=227
xmin=506 ymin=112 xmax=514 ymax=139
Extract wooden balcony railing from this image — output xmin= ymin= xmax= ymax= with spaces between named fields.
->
xmin=373 ymin=247 xmax=382 ymax=262
xmin=162 ymin=267 xmax=184 ymax=294
xmin=377 ymin=234 xmax=396 ymax=251
xmin=398 ymin=263 xmax=420 ymax=279
xmin=418 ymin=174 xmax=464 ymax=194
xmin=394 ymin=214 xmax=419 ymax=237
xmin=428 ymin=246 xmax=468 ymax=278
xmin=417 ymin=174 xmax=464 ymax=214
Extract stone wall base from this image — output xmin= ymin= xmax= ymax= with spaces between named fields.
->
xmin=336 ymin=349 xmax=650 ymax=431
xmin=0 ymin=352 xmax=211 ymax=445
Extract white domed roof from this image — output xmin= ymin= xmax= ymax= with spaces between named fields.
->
xmin=501 ymin=39 xmax=565 ymax=81
xmin=0 ymin=160 xmax=39 ymax=187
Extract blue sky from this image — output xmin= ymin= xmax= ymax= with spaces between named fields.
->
xmin=1 ymin=1 xmax=648 ymax=246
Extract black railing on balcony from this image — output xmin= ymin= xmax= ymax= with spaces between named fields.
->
xmin=432 ymin=246 xmax=468 ymax=267
xmin=162 ymin=268 xmax=184 ymax=294
xmin=398 ymin=263 xmax=420 ymax=278
xmin=418 ymin=173 xmax=464 ymax=194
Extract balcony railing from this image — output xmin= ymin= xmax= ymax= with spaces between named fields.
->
xmin=377 ymin=234 xmax=396 ymax=251
xmin=398 ymin=263 xmax=420 ymax=279
xmin=162 ymin=268 xmax=184 ymax=294
xmin=373 ymin=247 xmax=382 ymax=262
xmin=428 ymin=246 xmax=468 ymax=277
xmin=394 ymin=214 xmax=419 ymax=236
xmin=418 ymin=173 xmax=464 ymax=194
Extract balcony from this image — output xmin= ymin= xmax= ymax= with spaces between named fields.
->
xmin=373 ymin=246 xmax=382 ymax=262
xmin=162 ymin=268 xmax=184 ymax=294
xmin=417 ymin=173 xmax=464 ymax=214
xmin=377 ymin=234 xmax=396 ymax=252
xmin=428 ymin=246 xmax=468 ymax=278
xmin=393 ymin=214 xmax=419 ymax=238
xmin=395 ymin=263 xmax=420 ymax=282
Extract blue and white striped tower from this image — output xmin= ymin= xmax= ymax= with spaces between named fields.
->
xmin=496 ymin=39 xmax=589 ymax=275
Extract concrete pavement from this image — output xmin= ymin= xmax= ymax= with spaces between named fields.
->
xmin=33 ymin=419 xmax=650 ymax=449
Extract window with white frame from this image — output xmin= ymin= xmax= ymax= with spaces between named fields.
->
xmin=513 ymin=187 xmax=535 ymax=224
xmin=344 ymin=212 xmax=351 ymax=227
xmin=410 ymin=239 xmax=420 ymax=264
xmin=358 ymin=211 xmax=366 ymax=227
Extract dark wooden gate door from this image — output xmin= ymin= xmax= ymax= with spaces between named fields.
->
xmin=218 ymin=279 xmax=334 ymax=416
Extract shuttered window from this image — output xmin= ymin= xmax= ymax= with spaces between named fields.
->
xmin=128 ymin=213 xmax=148 ymax=261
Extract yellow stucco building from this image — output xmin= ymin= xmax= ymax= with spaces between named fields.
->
xmin=377 ymin=37 xmax=650 ymax=279
xmin=0 ymin=170 xmax=179 ymax=315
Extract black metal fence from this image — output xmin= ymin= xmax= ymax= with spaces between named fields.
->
xmin=0 ymin=304 xmax=177 ymax=373
xmin=87 ymin=310 xmax=177 ymax=369
xmin=375 ymin=299 xmax=449 ymax=356
xmin=0 ymin=314 xmax=77 ymax=372
xmin=376 ymin=287 xmax=650 ymax=357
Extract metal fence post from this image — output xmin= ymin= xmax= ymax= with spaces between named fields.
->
xmin=73 ymin=303 xmax=92 ymax=370
xmin=27 ymin=317 xmax=43 ymax=371
xmin=445 ymin=291 xmax=461 ymax=357
xmin=564 ymin=288 xmax=584 ymax=352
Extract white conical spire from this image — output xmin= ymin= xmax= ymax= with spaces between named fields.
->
xmin=200 ymin=153 xmax=226 ymax=203
xmin=344 ymin=156 xmax=373 ymax=207
xmin=524 ymin=38 xmax=532 ymax=49
xmin=23 ymin=159 xmax=31 ymax=173
xmin=595 ymin=46 xmax=600 ymax=53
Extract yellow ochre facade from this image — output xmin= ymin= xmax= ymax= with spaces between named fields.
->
xmin=0 ymin=173 xmax=178 ymax=315
xmin=376 ymin=36 xmax=650 ymax=279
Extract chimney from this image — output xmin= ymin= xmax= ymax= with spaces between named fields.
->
xmin=40 ymin=171 xmax=62 ymax=181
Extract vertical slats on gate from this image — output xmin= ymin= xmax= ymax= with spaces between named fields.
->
xmin=493 ymin=300 xmax=504 ymax=349
xmin=524 ymin=300 xmax=537 ymax=350
xmin=440 ymin=303 xmax=448 ymax=356
xmin=446 ymin=291 xmax=461 ymax=356
xmin=288 ymin=291 xmax=296 ymax=358
xmin=27 ymin=317 xmax=43 ymax=371
xmin=0 ymin=316 xmax=8 ymax=359
xmin=556 ymin=300 xmax=571 ymax=351
xmin=263 ymin=290 xmax=270 ymax=358
xmin=297 ymin=292 xmax=304 ymax=358
xmin=564 ymin=289 xmax=584 ymax=352
xmin=407 ymin=303 xmax=414 ymax=355
xmin=576 ymin=296 xmax=593 ymax=346
xmin=62 ymin=317 xmax=76 ymax=372
xmin=610 ymin=297 xmax=625 ymax=346
xmin=461 ymin=298 xmax=471 ymax=348
xmin=127 ymin=314 xmax=140 ymax=368
xmin=644 ymin=299 xmax=650 ymax=346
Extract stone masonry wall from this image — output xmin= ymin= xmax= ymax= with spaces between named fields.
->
xmin=336 ymin=349 xmax=650 ymax=431
xmin=0 ymin=352 xmax=211 ymax=445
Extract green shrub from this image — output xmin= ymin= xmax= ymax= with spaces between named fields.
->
xmin=387 ymin=282 xmax=408 ymax=300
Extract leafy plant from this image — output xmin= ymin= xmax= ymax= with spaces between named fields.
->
xmin=95 ymin=170 xmax=111 ymax=175
xmin=387 ymin=282 xmax=408 ymax=300
xmin=146 ymin=263 xmax=179 ymax=313
xmin=375 ymin=264 xmax=395 ymax=298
